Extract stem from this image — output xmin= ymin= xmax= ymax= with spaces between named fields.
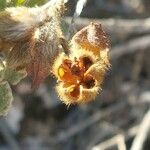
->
xmin=60 ymin=38 xmax=70 ymax=55
xmin=67 ymin=0 xmax=88 ymax=40
xmin=130 ymin=109 xmax=150 ymax=150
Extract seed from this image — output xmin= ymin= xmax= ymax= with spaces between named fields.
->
xmin=58 ymin=67 xmax=65 ymax=77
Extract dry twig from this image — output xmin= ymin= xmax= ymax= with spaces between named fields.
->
xmin=110 ymin=35 xmax=150 ymax=60
xmin=67 ymin=0 xmax=88 ymax=40
xmin=50 ymin=101 xmax=127 ymax=143
xmin=130 ymin=109 xmax=150 ymax=150
xmin=0 ymin=118 xmax=20 ymax=150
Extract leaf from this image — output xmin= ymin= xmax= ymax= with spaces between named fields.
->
xmin=0 ymin=0 xmax=6 ymax=10
xmin=0 ymin=81 xmax=13 ymax=116
xmin=26 ymin=0 xmax=46 ymax=7
xmin=3 ymin=68 xmax=27 ymax=85
xmin=26 ymin=52 xmax=51 ymax=88
xmin=16 ymin=0 xmax=25 ymax=6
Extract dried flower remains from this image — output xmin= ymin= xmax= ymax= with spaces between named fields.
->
xmin=52 ymin=22 xmax=110 ymax=105
xmin=0 ymin=0 xmax=66 ymax=87
xmin=0 ymin=1 xmax=110 ymax=106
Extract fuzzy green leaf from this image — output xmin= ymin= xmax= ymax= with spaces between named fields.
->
xmin=3 ymin=68 xmax=27 ymax=85
xmin=0 ymin=81 xmax=13 ymax=116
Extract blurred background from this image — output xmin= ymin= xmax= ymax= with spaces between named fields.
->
xmin=0 ymin=0 xmax=150 ymax=150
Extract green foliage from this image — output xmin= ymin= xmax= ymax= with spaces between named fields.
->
xmin=0 ymin=60 xmax=27 ymax=115
xmin=0 ymin=0 xmax=6 ymax=10
xmin=0 ymin=0 xmax=49 ymax=116
xmin=0 ymin=81 xmax=13 ymax=115
xmin=26 ymin=0 xmax=46 ymax=7
xmin=3 ymin=68 xmax=27 ymax=85
xmin=0 ymin=0 xmax=47 ymax=9
xmin=16 ymin=0 xmax=26 ymax=6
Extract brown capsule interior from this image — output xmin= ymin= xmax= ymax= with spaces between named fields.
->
xmin=79 ymin=56 xmax=93 ymax=72
xmin=82 ymin=75 xmax=95 ymax=89
xmin=58 ymin=56 xmax=96 ymax=98
xmin=69 ymin=86 xmax=80 ymax=98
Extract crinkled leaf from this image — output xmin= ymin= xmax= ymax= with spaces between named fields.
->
xmin=0 ymin=69 xmax=26 ymax=85
xmin=3 ymin=68 xmax=27 ymax=85
xmin=0 ymin=81 xmax=13 ymax=116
